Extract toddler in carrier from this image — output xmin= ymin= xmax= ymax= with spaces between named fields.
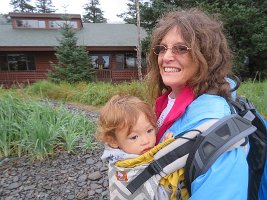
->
xmin=97 ymin=95 xmax=188 ymax=200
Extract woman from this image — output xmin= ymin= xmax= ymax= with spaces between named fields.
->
xmin=146 ymin=8 xmax=248 ymax=199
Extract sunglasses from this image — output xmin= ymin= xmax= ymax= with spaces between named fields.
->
xmin=153 ymin=44 xmax=191 ymax=55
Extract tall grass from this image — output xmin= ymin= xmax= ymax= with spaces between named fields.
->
xmin=1 ymin=79 xmax=265 ymax=160
xmin=25 ymin=80 xmax=148 ymax=106
xmin=15 ymin=80 xmax=267 ymax=116
xmin=238 ymin=80 xmax=267 ymax=117
xmin=0 ymin=94 xmax=96 ymax=160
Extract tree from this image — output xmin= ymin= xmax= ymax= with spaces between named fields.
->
xmin=196 ymin=0 xmax=267 ymax=79
xmin=35 ymin=0 xmax=56 ymax=13
xmin=117 ymin=0 xmax=137 ymax=24
xmin=83 ymin=0 xmax=107 ymax=23
xmin=10 ymin=0 xmax=35 ymax=12
xmin=135 ymin=0 xmax=143 ymax=81
xmin=48 ymin=17 xmax=95 ymax=83
xmin=120 ymin=0 xmax=267 ymax=79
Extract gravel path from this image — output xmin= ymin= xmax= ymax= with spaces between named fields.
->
xmin=0 ymin=102 xmax=110 ymax=200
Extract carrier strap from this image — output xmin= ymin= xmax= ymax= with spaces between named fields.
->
xmin=126 ymin=139 xmax=195 ymax=194
xmin=185 ymin=114 xmax=257 ymax=193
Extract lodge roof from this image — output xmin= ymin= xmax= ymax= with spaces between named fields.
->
xmin=8 ymin=12 xmax=81 ymax=19
xmin=0 ymin=23 xmax=146 ymax=48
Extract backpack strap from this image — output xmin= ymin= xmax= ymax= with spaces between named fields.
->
xmin=230 ymin=97 xmax=267 ymax=200
xmin=184 ymin=114 xmax=257 ymax=194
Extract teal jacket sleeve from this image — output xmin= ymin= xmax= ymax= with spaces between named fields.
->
xmin=165 ymin=94 xmax=232 ymax=137
xmin=190 ymin=147 xmax=248 ymax=200
xmin=163 ymin=94 xmax=248 ymax=199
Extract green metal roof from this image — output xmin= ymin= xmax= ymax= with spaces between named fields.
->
xmin=0 ymin=23 xmax=147 ymax=47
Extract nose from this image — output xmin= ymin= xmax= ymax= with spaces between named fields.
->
xmin=141 ymin=135 xmax=150 ymax=145
xmin=162 ymin=48 xmax=175 ymax=62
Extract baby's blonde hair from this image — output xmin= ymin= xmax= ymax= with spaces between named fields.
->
xmin=97 ymin=95 xmax=156 ymax=145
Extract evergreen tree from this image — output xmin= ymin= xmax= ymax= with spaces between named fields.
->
xmin=197 ymin=0 xmax=267 ymax=79
xmin=48 ymin=17 xmax=95 ymax=83
xmin=83 ymin=0 xmax=107 ymax=23
xmin=117 ymin=0 xmax=137 ymax=24
xmin=120 ymin=0 xmax=267 ymax=79
xmin=35 ymin=0 xmax=56 ymax=13
xmin=10 ymin=0 xmax=35 ymax=12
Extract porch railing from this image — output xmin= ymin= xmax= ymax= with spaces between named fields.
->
xmin=95 ymin=69 xmax=147 ymax=82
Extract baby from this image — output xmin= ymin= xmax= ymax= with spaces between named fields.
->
xmin=97 ymin=95 xmax=158 ymax=161
xmin=97 ymin=95 xmax=174 ymax=200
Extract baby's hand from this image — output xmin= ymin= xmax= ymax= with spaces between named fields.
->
xmin=163 ymin=132 xmax=173 ymax=141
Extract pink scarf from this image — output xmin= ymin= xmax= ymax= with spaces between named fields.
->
xmin=155 ymin=86 xmax=195 ymax=144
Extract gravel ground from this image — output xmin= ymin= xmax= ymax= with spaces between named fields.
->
xmin=0 ymin=102 xmax=110 ymax=200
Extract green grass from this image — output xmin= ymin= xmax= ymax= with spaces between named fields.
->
xmin=238 ymin=80 xmax=267 ymax=117
xmin=22 ymin=79 xmax=266 ymax=116
xmin=24 ymin=80 xmax=148 ymax=106
xmin=0 ymin=94 xmax=96 ymax=160
xmin=1 ymin=79 xmax=266 ymax=160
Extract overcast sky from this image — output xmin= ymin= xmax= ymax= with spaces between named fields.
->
xmin=0 ymin=0 xmax=129 ymax=23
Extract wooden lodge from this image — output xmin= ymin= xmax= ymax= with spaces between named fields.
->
xmin=0 ymin=12 xmax=147 ymax=86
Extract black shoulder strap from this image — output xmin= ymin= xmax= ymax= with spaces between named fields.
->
xmin=184 ymin=114 xmax=257 ymax=194
xmin=232 ymin=98 xmax=267 ymax=200
xmin=126 ymin=139 xmax=195 ymax=194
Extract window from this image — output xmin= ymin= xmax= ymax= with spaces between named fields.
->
xmin=125 ymin=53 xmax=136 ymax=68
xmin=15 ymin=19 xmax=79 ymax=29
xmin=49 ymin=20 xmax=78 ymax=29
xmin=115 ymin=54 xmax=124 ymax=70
xmin=16 ymin=19 xmax=45 ymax=28
xmin=115 ymin=53 xmax=137 ymax=69
xmin=0 ymin=54 xmax=36 ymax=71
xmin=91 ymin=55 xmax=110 ymax=69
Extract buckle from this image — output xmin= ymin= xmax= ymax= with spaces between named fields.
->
xmin=147 ymin=160 xmax=163 ymax=175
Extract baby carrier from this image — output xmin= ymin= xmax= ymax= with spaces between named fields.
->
xmin=107 ymin=78 xmax=267 ymax=200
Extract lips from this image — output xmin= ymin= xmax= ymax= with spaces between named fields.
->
xmin=142 ymin=147 xmax=152 ymax=154
xmin=164 ymin=67 xmax=181 ymax=72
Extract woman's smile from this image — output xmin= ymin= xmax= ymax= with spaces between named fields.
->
xmin=163 ymin=67 xmax=181 ymax=72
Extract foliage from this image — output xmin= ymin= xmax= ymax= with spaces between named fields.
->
xmin=238 ymin=80 xmax=267 ymax=117
xmin=25 ymin=80 xmax=149 ymax=106
xmin=0 ymin=94 xmax=96 ymax=159
xmin=25 ymin=80 xmax=76 ymax=100
xmin=23 ymin=80 xmax=267 ymax=117
xmin=117 ymin=0 xmax=137 ymax=24
xmin=196 ymin=0 xmax=267 ymax=79
xmin=83 ymin=0 xmax=107 ymax=23
xmin=1 ymin=79 xmax=266 ymax=159
xmin=119 ymin=0 xmax=267 ymax=80
xmin=35 ymin=0 xmax=56 ymax=13
xmin=48 ymin=18 xmax=95 ymax=83
xmin=9 ymin=0 xmax=35 ymax=12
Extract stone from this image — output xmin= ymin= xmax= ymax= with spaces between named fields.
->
xmin=7 ymin=182 xmax=22 ymax=190
xmin=78 ymin=174 xmax=87 ymax=182
xmin=0 ymin=104 xmax=111 ymax=199
xmin=88 ymin=171 xmax=102 ymax=180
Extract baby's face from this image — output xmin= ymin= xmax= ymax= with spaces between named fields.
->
xmin=113 ymin=112 xmax=156 ymax=155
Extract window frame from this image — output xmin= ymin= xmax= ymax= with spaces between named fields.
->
xmin=90 ymin=54 xmax=111 ymax=70
xmin=0 ymin=53 xmax=36 ymax=71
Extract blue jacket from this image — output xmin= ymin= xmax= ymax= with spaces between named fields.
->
xmin=161 ymin=94 xmax=248 ymax=200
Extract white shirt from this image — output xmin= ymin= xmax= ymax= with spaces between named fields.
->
xmin=157 ymin=93 xmax=175 ymax=128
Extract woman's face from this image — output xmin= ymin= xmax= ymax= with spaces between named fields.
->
xmin=157 ymin=27 xmax=199 ymax=97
